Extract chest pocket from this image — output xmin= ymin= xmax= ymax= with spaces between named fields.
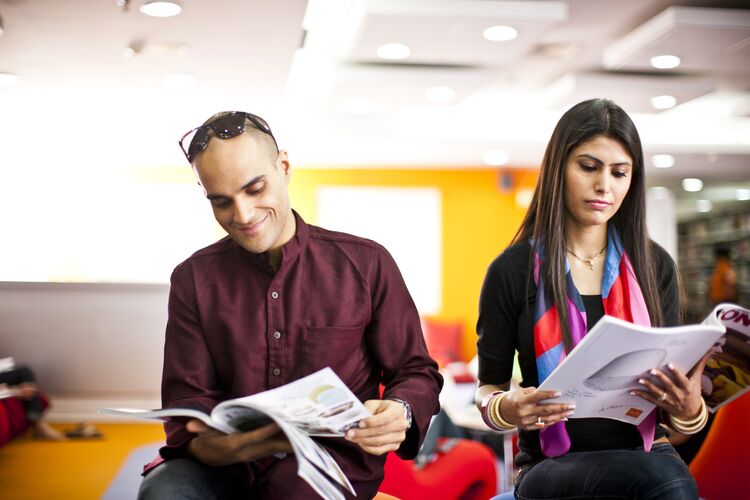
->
xmin=302 ymin=325 xmax=366 ymax=376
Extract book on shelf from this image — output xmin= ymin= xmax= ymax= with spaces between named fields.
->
xmin=537 ymin=303 xmax=750 ymax=424
xmin=101 ymin=367 xmax=371 ymax=500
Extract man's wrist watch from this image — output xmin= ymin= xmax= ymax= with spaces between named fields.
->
xmin=389 ymin=398 xmax=413 ymax=429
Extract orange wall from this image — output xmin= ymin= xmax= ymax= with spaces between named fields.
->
xmin=288 ymin=167 xmax=538 ymax=360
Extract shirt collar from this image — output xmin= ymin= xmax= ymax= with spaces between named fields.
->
xmin=237 ymin=209 xmax=308 ymax=272
xmin=279 ymin=209 xmax=308 ymax=266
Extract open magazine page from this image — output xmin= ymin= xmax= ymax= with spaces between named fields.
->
xmin=282 ymin=422 xmax=355 ymax=499
xmin=702 ymin=303 xmax=750 ymax=412
xmin=272 ymin=419 xmax=353 ymax=500
xmin=537 ymin=316 xmax=725 ymax=424
xmin=212 ymin=367 xmax=371 ymax=437
xmin=98 ymin=407 xmax=235 ymax=433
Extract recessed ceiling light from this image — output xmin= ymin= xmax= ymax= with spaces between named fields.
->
xmin=483 ymin=25 xmax=518 ymax=42
xmin=650 ymin=95 xmax=677 ymax=110
xmin=425 ymin=86 xmax=455 ymax=103
xmin=737 ymin=189 xmax=750 ymax=201
xmin=652 ymin=154 xmax=675 ymax=169
xmin=696 ymin=199 xmax=712 ymax=213
xmin=139 ymin=1 xmax=182 ymax=18
xmin=0 ymin=72 xmax=19 ymax=85
xmin=650 ymin=55 xmax=681 ymax=69
xmin=682 ymin=178 xmax=704 ymax=192
xmin=162 ymin=73 xmax=195 ymax=87
xmin=377 ymin=43 xmax=410 ymax=60
xmin=649 ymin=186 xmax=671 ymax=200
xmin=483 ymin=149 xmax=509 ymax=166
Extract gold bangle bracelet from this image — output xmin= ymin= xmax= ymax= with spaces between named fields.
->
xmin=670 ymin=398 xmax=708 ymax=434
xmin=671 ymin=398 xmax=707 ymax=426
xmin=489 ymin=391 xmax=517 ymax=430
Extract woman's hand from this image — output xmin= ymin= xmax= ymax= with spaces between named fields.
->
xmin=501 ymin=387 xmax=576 ymax=431
xmin=631 ymin=353 xmax=710 ymax=420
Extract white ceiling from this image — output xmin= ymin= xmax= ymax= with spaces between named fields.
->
xmin=0 ymin=0 xmax=748 ymax=213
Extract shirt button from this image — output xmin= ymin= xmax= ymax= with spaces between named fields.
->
xmin=271 ymin=291 xmax=279 ymax=299
xmin=273 ymin=331 xmax=282 ymax=340
xmin=272 ymin=368 xmax=281 ymax=376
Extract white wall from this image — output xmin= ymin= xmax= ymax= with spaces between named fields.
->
xmin=646 ymin=187 xmax=678 ymax=259
xmin=0 ymin=282 xmax=167 ymax=420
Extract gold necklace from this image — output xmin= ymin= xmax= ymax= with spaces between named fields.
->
xmin=567 ymin=245 xmax=607 ymax=270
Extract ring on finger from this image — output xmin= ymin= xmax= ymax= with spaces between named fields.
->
xmin=536 ymin=416 xmax=544 ymax=426
xmin=657 ymin=391 xmax=667 ymax=402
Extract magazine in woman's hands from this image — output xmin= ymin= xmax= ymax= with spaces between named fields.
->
xmin=101 ymin=367 xmax=371 ymax=500
xmin=537 ymin=303 xmax=750 ymax=424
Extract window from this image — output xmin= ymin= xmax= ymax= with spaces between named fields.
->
xmin=317 ymin=186 xmax=441 ymax=314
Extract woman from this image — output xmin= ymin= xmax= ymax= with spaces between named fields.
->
xmin=476 ymin=98 xmax=708 ymax=499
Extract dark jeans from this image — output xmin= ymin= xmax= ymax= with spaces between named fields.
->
xmin=138 ymin=456 xmax=362 ymax=500
xmin=0 ymin=364 xmax=44 ymax=422
xmin=515 ymin=443 xmax=698 ymax=500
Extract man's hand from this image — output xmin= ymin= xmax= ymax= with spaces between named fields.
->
xmin=345 ymin=399 xmax=408 ymax=455
xmin=186 ymin=420 xmax=293 ymax=466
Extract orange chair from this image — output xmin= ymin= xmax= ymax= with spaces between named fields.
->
xmin=689 ymin=392 xmax=750 ymax=500
xmin=378 ymin=437 xmax=498 ymax=500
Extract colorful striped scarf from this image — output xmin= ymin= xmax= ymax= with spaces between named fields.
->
xmin=532 ymin=225 xmax=655 ymax=457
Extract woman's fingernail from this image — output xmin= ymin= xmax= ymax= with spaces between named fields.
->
xmin=553 ymin=392 xmax=562 ymax=397
xmin=668 ymin=363 xmax=675 ymax=370
xmin=629 ymin=391 xmax=636 ymax=396
xmin=567 ymin=404 xmax=576 ymax=410
xmin=346 ymin=430 xmax=355 ymax=439
xmin=650 ymin=369 xmax=658 ymax=376
xmin=565 ymin=410 xmax=575 ymax=417
xmin=638 ymin=379 xmax=646 ymax=385
xmin=562 ymin=418 xmax=569 ymax=422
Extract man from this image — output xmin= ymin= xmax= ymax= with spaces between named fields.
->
xmin=138 ymin=111 xmax=443 ymax=499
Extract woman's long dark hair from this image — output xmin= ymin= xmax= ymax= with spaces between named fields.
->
xmin=513 ymin=98 xmax=665 ymax=352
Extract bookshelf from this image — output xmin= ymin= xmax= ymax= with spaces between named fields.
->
xmin=677 ymin=205 xmax=750 ymax=323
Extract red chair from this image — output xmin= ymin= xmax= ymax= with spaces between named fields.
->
xmin=379 ymin=437 xmax=497 ymax=500
xmin=689 ymin=392 xmax=750 ymax=500
xmin=421 ymin=318 xmax=463 ymax=368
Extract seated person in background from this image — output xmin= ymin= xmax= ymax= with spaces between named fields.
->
xmin=138 ymin=111 xmax=443 ymax=499
xmin=709 ymin=246 xmax=738 ymax=305
xmin=475 ymin=99 xmax=708 ymax=499
xmin=0 ymin=361 xmax=65 ymax=441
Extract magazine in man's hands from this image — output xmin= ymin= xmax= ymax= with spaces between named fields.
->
xmin=537 ymin=310 xmax=728 ymax=424
xmin=100 ymin=367 xmax=371 ymax=500
xmin=701 ymin=303 xmax=750 ymax=412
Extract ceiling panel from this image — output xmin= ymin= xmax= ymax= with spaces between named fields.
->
xmin=343 ymin=0 xmax=567 ymax=66
xmin=603 ymin=6 xmax=750 ymax=74
xmin=544 ymin=72 xmax=716 ymax=112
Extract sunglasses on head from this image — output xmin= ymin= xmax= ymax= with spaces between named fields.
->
xmin=178 ymin=111 xmax=279 ymax=163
